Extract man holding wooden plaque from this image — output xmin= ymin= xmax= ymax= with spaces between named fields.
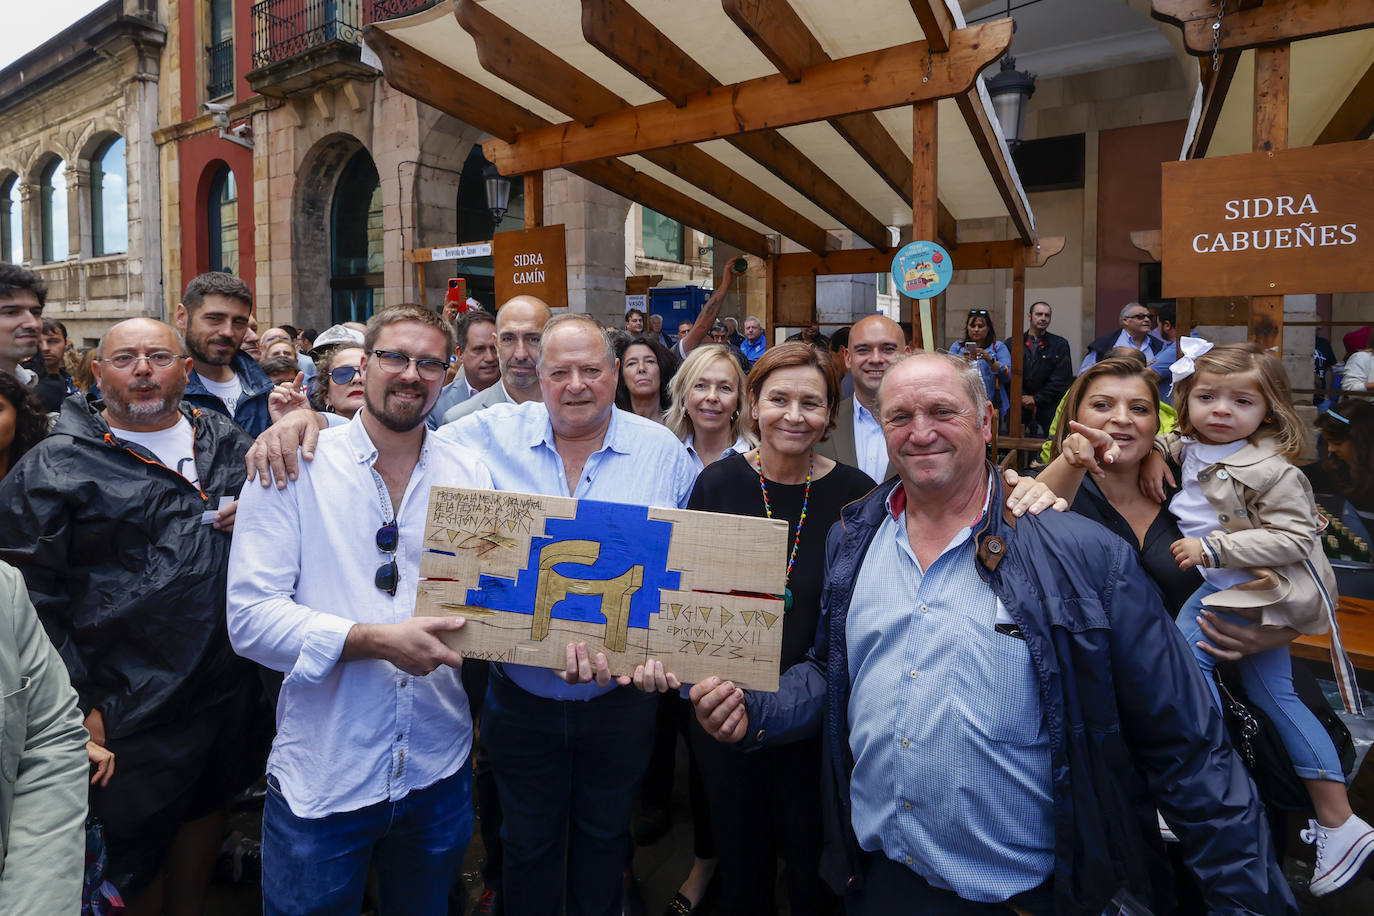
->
xmin=228 ymin=305 xmax=492 ymax=914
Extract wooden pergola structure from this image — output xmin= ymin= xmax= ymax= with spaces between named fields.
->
xmin=362 ymin=0 xmax=1066 ymax=437
xmin=1140 ymin=0 xmax=1374 ymax=365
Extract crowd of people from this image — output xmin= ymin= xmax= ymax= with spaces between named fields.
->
xmin=0 ymin=255 xmax=1372 ymax=916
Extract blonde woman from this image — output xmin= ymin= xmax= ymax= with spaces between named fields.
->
xmin=666 ymin=344 xmax=755 ymax=471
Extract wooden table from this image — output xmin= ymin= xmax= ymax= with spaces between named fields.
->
xmin=1294 ymin=597 xmax=1374 ymax=672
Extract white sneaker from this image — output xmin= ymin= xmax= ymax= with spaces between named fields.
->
xmin=1301 ymin=814 xmax=1374 ymax=896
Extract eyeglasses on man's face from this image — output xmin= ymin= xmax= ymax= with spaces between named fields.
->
xmin=100 ymin=352 xmax=180 ymax=370
xmin=1124 ymin=312 xmax=1153 ymax=322
xmin=370 ymin=349 xmax=448 ymax=382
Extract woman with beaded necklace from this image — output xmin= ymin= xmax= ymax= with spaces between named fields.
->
xmin=684 ymin=342 xmax=874 ymax=916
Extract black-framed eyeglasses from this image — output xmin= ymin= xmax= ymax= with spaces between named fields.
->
xmin=1124 ymin=312 xmax=1153 ymax=321
xmin=371 ymin=349 xmax=448 ymax=382
xmin=329 ymin=365 xmax=362 ymax=385
xmin=99 ymin=352 xmax=180 ymax=370
xmin=375 ymin=520 xmax=399 ymax=596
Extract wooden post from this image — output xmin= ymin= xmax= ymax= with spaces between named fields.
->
xmin=1249 ymin=43 xmax=1290 ymax=353
xmin=912 ymin=101 xmax=938 ymax=351
xmin=524 ymin=171 xmax=544 ymax=227
xmin=1008 ymin=247 xmax=1025 ymax=437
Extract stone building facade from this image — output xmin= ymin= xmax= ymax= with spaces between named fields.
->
xmin=156 ymin=0 xmax=646 ymax=331
xmin=0 ymin=0 xmax=165 ymax=346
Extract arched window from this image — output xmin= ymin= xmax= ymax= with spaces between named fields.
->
xmin=330 ymin=149 xmax=384 ymax=323
xmin=41 ymin=158 xmax=68 ymax=263
xmin=207 ymin=166 xmax=238 ymax=274
xmin=0 ymin=176 xmax=19 ymax=264
xmin=92 ymin=137 xmax=128 ymax=256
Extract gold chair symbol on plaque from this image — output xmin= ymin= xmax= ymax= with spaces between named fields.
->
xmin=532 ymin=539 xmax=644 ymax=652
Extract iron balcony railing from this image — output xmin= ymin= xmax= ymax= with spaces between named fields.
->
xmin=207 ymin=38 xmax=234 ymax=98
xmin=251 ymin=0 xmax=442 ymax=69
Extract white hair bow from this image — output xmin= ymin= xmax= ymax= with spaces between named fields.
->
xmin=1170 ymin=336 xmax=1214 ymax=384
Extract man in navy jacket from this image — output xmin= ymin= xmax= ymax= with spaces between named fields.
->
xmin=692 ymin=352 xmax=1294 ymax=915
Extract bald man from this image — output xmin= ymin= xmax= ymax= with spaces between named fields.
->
xmin=815 ymin=314 xmax=910 ymax=482
xmin=442 ymin=295 xmax=553 ymax=425
xmin=0 ymin=318 xmax=267 ymax=914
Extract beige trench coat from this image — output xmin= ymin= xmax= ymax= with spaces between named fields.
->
xmin=1161 ymin=434 xmax=1337 ymax=634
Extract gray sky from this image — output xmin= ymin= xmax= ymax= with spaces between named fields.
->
xmin=2 ymin=3 xmax=107 ymax=71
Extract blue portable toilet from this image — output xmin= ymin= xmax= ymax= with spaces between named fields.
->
xmin=648 ymin=285 xmax=710 ymax=332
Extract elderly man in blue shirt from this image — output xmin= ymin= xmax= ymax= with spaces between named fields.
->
xmin=246 ymin=311 xmax=698 ymax=916
xmin=691 ymin=352 xmax=1296 ymax=915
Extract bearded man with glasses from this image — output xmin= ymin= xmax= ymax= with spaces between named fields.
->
xmin=0 ymin=317 xmax=265 ymax=915
xmin=227 ymin=304 xmax=494 ymax=915
xmin=1078 ymin=301 xmax=1165 ymax=374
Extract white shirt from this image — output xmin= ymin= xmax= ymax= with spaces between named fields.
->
xmin=683 ymin=433 xmax=749 ymax=473
xmin=199 ymin=372 xmax=243 ymax=416
xmin=227 ymin=413 xmax=492 ymax=819
xmin=438 ymin=401 xmax=698 ymax=701
xmin=1171 ymin=438 xmax=1251 ymax=590
xmin=852 ymin=398 xmax=888 ymax=483
xmin=108 ymin=417 xmax=200 ymax=488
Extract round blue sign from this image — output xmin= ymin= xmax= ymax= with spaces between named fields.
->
xmin=890 ymin=240 xmax=952 ymax=299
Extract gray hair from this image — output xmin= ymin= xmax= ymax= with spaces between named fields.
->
xmin=538 ymin=312 xmax=616 ymax=371
xmin=875 ymin=351 xmax=988 ymax=417
xmin=1119 ymin=301 xmax=1144 ymax=321
xmin=743 ymin=315 xmax=762 ymax=326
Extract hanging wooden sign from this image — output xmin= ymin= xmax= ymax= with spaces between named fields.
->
xmin=493 ymin=224 xmax=569 ymax=309
xmin=414 ymin=486 xmax=789 ymax=690
xmin=1161 ymin=140 xmax=1374 ymax=297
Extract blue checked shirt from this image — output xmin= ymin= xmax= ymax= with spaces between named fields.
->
xmin=846 ymin=478 xmax=1053 ymax=902
xmin=437 ymin=400 xmax=698 ymax=700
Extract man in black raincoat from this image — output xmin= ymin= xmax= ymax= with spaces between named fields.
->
xmin=0 ymin=317 xmax=267 ymax=914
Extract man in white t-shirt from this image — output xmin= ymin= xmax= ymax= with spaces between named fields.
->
xmin=0 ymin=317 xmax=262 ymax=914
xmin=176 ymin=272 xmax=275 ymax=436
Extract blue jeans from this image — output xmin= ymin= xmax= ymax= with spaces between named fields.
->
xmin=261 ymin=760 xmax=473 ymax=916
xmin=1178 ymin=583 xmax=1344 ymax=782
xmin=483 ymin=666 xmax=658 ymax=916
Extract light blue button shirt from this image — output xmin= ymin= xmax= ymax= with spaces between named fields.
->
xmin=683 ymin=433 xmax=750 ymax=473
xmin=846 ymin=479 xmax=1053 ymax=903
xmin=437 ymin=400 xmax=698 ymax=700
xmin=852 ymin=397 xmax=887 ymax=483
xmin=227 ymin=414 xmax=491 ymax=818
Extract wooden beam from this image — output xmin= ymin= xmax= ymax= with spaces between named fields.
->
xmin=1189 ymin=51 xmax=1240 ymax=158
xmin=911 ymin=101 xmax=938 ymax=350
xmin=363 ymin=26 xmax=771 ymax=256
xmin=772 ymin=238 xmax=1061 ymax=276
xmin=721 ymin=0 xmax=958 ymax=247
xmin=482 ymin=21 xmax=1013 ymax=175
xmin=457 ymin=0 xmax=832 ymax=252
xmin=1009 ymin=246 xmax=1025 ymax=436
xmin=1250 ymin=43 xmax=1289 ymax=353
xmin=955 ymin=87 xmax=1035 ymax=243
xmin=524 ymin=171 xmax=544 ymax=227
xmin=583 ymin=0 xmax=890 ymax=250
xmin=1153 ymin=0 xmax=1374 ymax=56
xmin=908 ymin=0 xmax=954 ymax=53
xmin=1315 ymin=58 xmax=1374 ymax=145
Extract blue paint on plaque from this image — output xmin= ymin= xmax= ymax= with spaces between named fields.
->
xmin=466 ymin=499 xmax=680 ymax=630
xmin=891 ymin=240 xmax=952 ymax=299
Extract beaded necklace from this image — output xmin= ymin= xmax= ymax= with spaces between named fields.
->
xmin=754 ymin=451 xmax=811 ymax=611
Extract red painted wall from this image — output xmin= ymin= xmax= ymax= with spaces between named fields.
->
xmin=1095 ymin=120 xmax=1188 ymax=337
xmin=176 ymin=136 xmax=255 ymax=299
xmin=173 ymin=0 xmax=258 ymax=300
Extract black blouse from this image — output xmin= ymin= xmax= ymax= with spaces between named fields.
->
xmin=688 ymin=452 xmax=876 ymax=671
xmin=1068 ymin=476 xmax=1202 ymax=619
